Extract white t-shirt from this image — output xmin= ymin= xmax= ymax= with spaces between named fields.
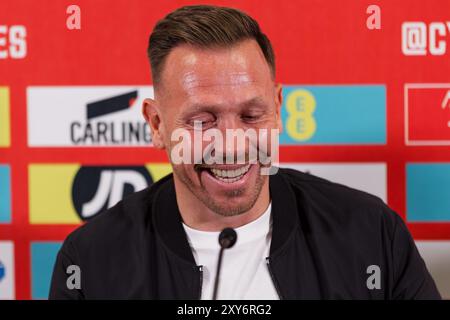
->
xmin=182 ymin=202 xmax=279 ymax=300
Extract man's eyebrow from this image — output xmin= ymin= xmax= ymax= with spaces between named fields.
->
xmin=238 ymin=96 xmax=267 ymax=109
xmin=186 ymin=96 xmax=267 ymax=112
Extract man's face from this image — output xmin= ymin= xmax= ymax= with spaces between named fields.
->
xmin=144 ymin=39 xmax=282 ymax=217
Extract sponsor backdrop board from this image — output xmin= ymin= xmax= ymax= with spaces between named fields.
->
xmin=0 ymin=0 xmax=449 ymax=299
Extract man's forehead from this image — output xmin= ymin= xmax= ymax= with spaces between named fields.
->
xmin=161 ymin=40 xmax=271 ymax=91
xmin=181 ymin=71 xmax=256 ymax=90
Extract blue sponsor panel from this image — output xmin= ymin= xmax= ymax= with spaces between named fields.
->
xmin=31 ymin=242 xmax=62 ymax=299
xmin=280 ymin=85 xmax=386 ymax=145
xmin=407 ymin=163 xmax=450 ymax=222
xmin=0 ymin=165 xmax=11 ymax=223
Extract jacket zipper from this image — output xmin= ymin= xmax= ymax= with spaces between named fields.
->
xmin=266 ymin=257 xmax=283 ymax=300
xmin=197 ymin=265 xmax=203 ymax=300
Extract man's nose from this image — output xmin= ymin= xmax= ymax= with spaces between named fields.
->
xmin=215 ymin=117 xmax=247 ymax=163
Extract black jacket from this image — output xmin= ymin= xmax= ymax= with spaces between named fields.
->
xmin=49 ymin=168 xmax=441 ymax=299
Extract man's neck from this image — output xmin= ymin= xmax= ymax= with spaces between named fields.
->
xmin=174 ymin=178 xmax=270 ymax=232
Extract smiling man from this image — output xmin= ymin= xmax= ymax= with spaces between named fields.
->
xmin=49 ymin=5 xmax=440 ymax=300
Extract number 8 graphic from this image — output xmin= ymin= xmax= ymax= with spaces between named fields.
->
xmin=286 ymin=89 xmax=317 ymax=141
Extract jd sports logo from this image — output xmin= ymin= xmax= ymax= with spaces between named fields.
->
xmin=0 ymin=241 xmax=14 ymax=299
xmin=72 ymin=166 xmax=153 ymax=220
xmin=0 ymin=260 xmax=5 ymax=282
xmin=29 ymin=163 xmax=172 ymax=224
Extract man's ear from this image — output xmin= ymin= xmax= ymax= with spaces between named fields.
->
xmin=142 ymin=98 xmax=165 ymax=149
xmin=274 ymin=83 xmax=283 ymax=134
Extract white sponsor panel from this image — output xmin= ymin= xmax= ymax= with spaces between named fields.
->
xmin=416 ymin=241 xmax=450 ymax=299
xmin=0 ymin=241 xmax=15 ymax=299
xmin=27 ymin=86 xmax=154 ymax=147
xmin=280 ymin=163 xmax=387 ymax=202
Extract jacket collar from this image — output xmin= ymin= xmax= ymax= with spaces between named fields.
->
xmin=152 ymin=169 xmax=300 ymax=264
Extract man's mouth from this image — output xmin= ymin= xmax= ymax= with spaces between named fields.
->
xmin=198 ymin=164 xmax=252 ymax=183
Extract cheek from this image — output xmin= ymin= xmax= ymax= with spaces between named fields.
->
xmin=172 ymin=163 xmax=197 ymax=184
xmin=159 ymin=111 xmax=181 ymax=143
xmin=167 ymin=133 xmax=202 ymax=177
xmin=160 ymin=121 xmax=172 ymax=145
xmin=256 ymin=126 xmax=279 ymax=156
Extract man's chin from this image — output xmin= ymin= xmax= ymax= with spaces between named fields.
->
xmin=173 ymin=163 xmax=266 ymax=216
xmin=203 ymin=200 xmax=255 ymax=218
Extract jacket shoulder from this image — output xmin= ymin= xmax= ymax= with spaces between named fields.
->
xmin=61 ymin=173 xmax=172 ymax=253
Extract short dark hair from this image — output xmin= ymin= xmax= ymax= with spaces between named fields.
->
xmin=148 ymin=5 xmax=275 ymax=87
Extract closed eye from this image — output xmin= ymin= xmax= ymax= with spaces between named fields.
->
xmin=241 ymin=114 xmax=263 ymax=123
xmin=188 ymin=117 xmax=216 ymax=129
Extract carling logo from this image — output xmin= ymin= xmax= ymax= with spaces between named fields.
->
xmin=402 ymin=22 xmax=450 ymax=56
xmin=27 ymin=86 xmax=153 ymax=147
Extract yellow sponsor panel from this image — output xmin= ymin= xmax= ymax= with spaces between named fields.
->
xmin=29 ymin=163 xmax=173 ymax=224
xmin=0 ymin=87 xmax=10 ymax=147
xmin=146 ymin=163 xmax=172 ymax=181
xmin=29 ymin=164 xmax=80 ymax=224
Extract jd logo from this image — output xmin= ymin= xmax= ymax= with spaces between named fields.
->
xmin=0 ymin=260 xmax=5 ymax=282
xmin=66 ymin=265 xmax=81 ymax=290
xmin=366 ymin=265 xmax=381 ymax=290
xmin=72 ymin=166 xmax=153 ymax=220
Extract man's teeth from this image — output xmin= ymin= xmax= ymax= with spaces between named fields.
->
xmin=209 ymin=164 xmax=251 ymax=182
